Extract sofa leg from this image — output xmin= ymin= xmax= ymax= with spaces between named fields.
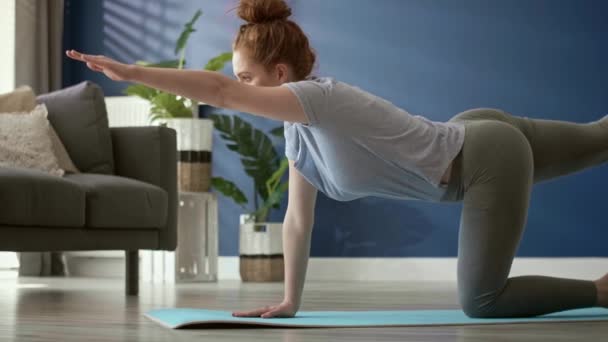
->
xmin=125 ymin=250 xmax=139 ymax=296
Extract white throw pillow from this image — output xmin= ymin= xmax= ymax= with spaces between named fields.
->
xmin=0 ymin=104 xmax=64 ymax=176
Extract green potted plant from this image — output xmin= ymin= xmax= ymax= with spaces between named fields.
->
xmin=124 ymin=9 xmax=233 ymax=192
xmin=209 ymin=114 xmax=289 ymax=282
xmin=123 ymin=8 xmax=290 ymax=282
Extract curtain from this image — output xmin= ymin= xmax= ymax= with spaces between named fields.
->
xmin=15 ymin=0 xmax=67 ymax=277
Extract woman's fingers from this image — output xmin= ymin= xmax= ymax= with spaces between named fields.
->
xmin=86 ymin=62 xmax=103 ymax=72
xmin=232 ymin=307 xmax=269 ymax=317
xmin=66 ymin=50 xmax=109 ymax=66
xmin=69 ymin=49 xmax=94 ymax=61
xmin=65 ymin=49 xmax=129 ymax=81
xmin=232 ymin=305 xmax=294 ymax=318
xmin=260 ymin=309 xmax=281 ymax=318
xmin=260 ymin=305 xmax=294 ymax=318
xmin=66 ymin=50 xmax=86 ymax=62
xmin=232 ymin=306 xmax=273 ymax=317
xmin=66 ymin=50 xmax=95 ymax=64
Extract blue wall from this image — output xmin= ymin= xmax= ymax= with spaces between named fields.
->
xmin=63 ymin=0 xmax=608 ymax=257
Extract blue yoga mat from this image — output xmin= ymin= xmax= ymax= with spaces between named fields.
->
xmin=144 ymin=307 xmax=608 ymax=329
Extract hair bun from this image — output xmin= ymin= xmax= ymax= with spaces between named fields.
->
xmin=237 ymin=0 xmax=292 ymax=24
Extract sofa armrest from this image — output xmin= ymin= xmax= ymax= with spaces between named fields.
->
xmin=110 ymin=126 xmax=177 ymax=250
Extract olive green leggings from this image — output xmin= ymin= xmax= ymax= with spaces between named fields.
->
xmin=440 ymin=107 xmax=608 ymax=318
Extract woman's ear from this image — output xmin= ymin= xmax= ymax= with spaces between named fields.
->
xmin=275 ymin=63 xmax=290 ymax=83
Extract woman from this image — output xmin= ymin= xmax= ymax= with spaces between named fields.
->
xmin=67 ymin=0 xmax=608 ymax=319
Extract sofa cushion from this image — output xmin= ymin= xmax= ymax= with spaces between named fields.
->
xmin=36 ymin=81 xmax=115 ymax=174
xmin=0 ymin=167 xmax=85 ymax=227
xmin=63 ymin=173 xmax=168 ymax=229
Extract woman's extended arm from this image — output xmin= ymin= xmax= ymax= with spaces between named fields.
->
xmin=130 ymin=66 xmax=224 ymax=108
xmin=65 ymin=50 xmax=309 ymax=124
xmin=232 ymin=159 xmax=318 ymax=318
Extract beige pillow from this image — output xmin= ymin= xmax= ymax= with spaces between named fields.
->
xmin=0 ymin=104 xmax=64 ymax=176
xmin=0 ymin=85 xmax=36 ymax=111
xmin=0 ymin=86 xmax=80 ymax=174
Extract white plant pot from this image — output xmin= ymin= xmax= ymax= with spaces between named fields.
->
xmin=164 ymin=118 xmax=214 ymax=192
xmin=238 ymin=213 xmax=284 ymax=282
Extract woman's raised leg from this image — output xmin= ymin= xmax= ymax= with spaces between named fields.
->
xmin=453 ymin=119 xmax=598 ymax=318
xmin=449 ymin=108 xmax=608 ymax=184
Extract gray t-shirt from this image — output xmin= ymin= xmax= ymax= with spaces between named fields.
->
xmin=281 ymin=76 xmax=466 ymax=202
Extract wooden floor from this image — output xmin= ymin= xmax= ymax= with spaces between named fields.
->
xmin=0 ymin=271 xmax=606 ymax=341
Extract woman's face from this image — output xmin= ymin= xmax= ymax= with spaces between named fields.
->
xmin=232 ymin=49 xmax=293 ymax=87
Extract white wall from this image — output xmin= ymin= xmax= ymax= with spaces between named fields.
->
xmin=0 ymin=0 xmax=16 ymax=269
xmin=0 ymin=0 xmax=15 ymax=93
xmin=0 ymin=252 xmax=18 ymax=270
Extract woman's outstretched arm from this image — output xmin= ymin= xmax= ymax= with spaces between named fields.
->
xmin=65 ymin=49 xmax=309 ymax=124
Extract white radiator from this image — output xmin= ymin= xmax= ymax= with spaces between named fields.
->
xmin=104 ymin=96 xmax=152 ymax=127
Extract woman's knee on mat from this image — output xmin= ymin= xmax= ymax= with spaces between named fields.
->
xmin=458 ymin=286 xmax=508 ymax=318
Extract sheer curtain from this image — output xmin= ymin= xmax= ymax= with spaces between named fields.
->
xmin=15 ymin=0 xmax=64 ymax=94
xmin=14 ymin=0 xmax=67 ymax=277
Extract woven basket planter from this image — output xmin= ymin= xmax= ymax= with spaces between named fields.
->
xmin=164 ymin=118 xmax=213 ymax=192
xmin=239 ymin=214 xmax=284 ymax=282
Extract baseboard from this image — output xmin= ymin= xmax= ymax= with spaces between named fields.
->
xmin=64 ymin=256 xmax=120 ymax=278
xmin=62 ymin=254 xmax=607 ymax=282
xmin=219 ymin=257 xmax=607 ymax=281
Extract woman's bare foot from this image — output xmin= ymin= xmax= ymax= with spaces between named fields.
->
xmin=593 ymin=273 xmax=608 ymax=307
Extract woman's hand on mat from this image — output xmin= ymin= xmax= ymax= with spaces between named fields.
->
xmin=232 ymin=301 xmax=298 ymax=319
xmin=65 ymin=50 xmax=134 ymax=81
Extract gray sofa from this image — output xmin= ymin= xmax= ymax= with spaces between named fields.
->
xmin=0 ymin=81 xmax=177 ymax=295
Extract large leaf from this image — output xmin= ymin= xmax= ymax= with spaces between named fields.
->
xmin=210 ymin=113 xmax=281 ymax=204
xmin=148 ymin=111 xmax=170 ymax=125
xmin=265 ymin=158 xmax=289 ymax=210
xmin=269 ymin=125 xmax=284 ymax=137
xmin=251 ymin=181 xmax=289 ymax=222
xmin=210 ymin=177 xmax=248 ymax=207
xmin=204 ymin=52 xmax=233 ymax=71
xmin=150 ymin=92 xmax=193 ymax=120
xmin=135 ymin=59 xmax=185 ymax=68
xmin=175 ymin=10 xmax=203 ymax=56
xmin=265 ymin=157 xmax=289 ymax=197
xmin=124 ymin=84 xmax=158 ymax=101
